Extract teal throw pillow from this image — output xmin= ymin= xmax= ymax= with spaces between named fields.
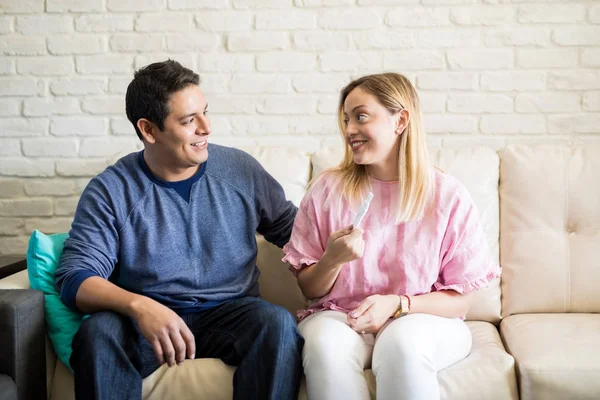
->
xmin=27 ymin=229 xmax=88 ymax=372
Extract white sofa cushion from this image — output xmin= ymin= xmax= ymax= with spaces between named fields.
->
xmin=501 ymin=314 xmax=600 ymax=400
xmin=500 ymin=146 xmax=600 ymax=316
xmin=311 ymin=147 xmax=501 ymax=323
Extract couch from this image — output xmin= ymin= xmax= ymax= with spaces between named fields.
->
xmin=1 ymin=145 xmax=599 ymax=400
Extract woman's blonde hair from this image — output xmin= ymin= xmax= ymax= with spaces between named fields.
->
xmin=326 ymin=72 xmax=433 ymax=224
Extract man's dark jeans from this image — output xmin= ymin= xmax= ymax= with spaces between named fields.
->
xmin=70 ymin=296 xmax=304 ymax=400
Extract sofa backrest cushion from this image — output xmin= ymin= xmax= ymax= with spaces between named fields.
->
xmin=311 ymin=147 xmax=502 ymax=324
xmin=500 ymin=146 xmax=600 ymax=316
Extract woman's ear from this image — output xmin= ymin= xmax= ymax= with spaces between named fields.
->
xmin=137 ymin=119 xmax=157 ymax=144
xmin=394 ymin=109 xmax=410 ymax=136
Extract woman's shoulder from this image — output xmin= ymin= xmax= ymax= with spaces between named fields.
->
xmin=431 ymin=167 xmax=474 ymax=208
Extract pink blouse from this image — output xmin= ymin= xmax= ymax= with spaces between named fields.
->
xmin=282 ymin=169 xmax=500 ymax=321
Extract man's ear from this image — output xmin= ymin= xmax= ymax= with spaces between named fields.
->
xmin=137 ymin=118 xmax=157 ymax=144
xmin=395 ymin=109 xmax=410 ymax=136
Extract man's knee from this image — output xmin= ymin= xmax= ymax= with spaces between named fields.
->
xmin=252 ymin=302 xmax=301 ymax=344
xmin=73 ymin=311 xmax=131 ymax=350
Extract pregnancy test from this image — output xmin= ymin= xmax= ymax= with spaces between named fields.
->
xmin=352 ymin=192 xmax=374 ymax=228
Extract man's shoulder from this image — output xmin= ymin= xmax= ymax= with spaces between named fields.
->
xmin=83 ymin=151 xmax=147 ymax=196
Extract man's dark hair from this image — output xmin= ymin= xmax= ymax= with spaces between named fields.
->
xmin=125 ymin=60 xmax=200 ymax=140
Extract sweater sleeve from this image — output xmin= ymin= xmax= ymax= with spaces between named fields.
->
xmin=55 ymin=177 xmax=120 ymax=311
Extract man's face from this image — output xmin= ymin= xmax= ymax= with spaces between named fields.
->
xmin=154 ymin=84 xmax=211 ymax=170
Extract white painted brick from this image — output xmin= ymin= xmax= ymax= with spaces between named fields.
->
xmin=228 ymin=33 xmax=288 ymax=52
xmin=506 ymin=135 xmax=574 ymax=148
xmin=230 ymin=75 xmax=290 ymax=94
xmin=448 ymin=49 xmax=513 ymax=70
xmin=297 ymin=0 xmax=352 ymax=6
xmin=75 ymin=15 xmax=134 ymax=32
xmin=24 ymin=179 xmax=77 ymax=196
xmin=0 ymin=17 xmax=14 ymax=33
xmin=256 ymin=135 xmax=322 ymax=152
xmin=447 ymin=94 xmax=513 ymax=113
xmin=582 ymin=49 xmax=600 ymax=67
xmin=197 ymin=74 xmax=228 ymax=94
xmin=548 ymin=114 xmax=600 ymax=134
xmin=198 ymin=54 xmax=254 ymax=72
xmin=110 ymin=34 xmax=164 ymax=53
xmin=417 ymin=72 xmax=477 ymax=91
xmin=0 ymin=139 xmax=21 ymax=156
xmin=0 ymin=0 xmax=44 ymax=13
xmin=442 ymin=136 xmax=507 ymax=151
xmin=22 ymin=138 xmax=78 ymax=157
xmin=591 ymin=5 xmax=600 ymax=23
xmin=233 ymin=0 xmax=291 ymax=8
xmin=359 ymin=0 xmax=419 ymax=4
xmin=206 ymin=115 xmax=231 ymax=135
xmin=416 ymin=30 xmax=480 ymax=48
xmin=519 ymin=4 xmax=585 ymax=23
xmin=293 ymin=74 xmax=351 ymax=93
xmin=257 ymin=11 xmax=317 ymax=30
xmin=549 ymin=71 xmax=600 ymax=90
xmin=0 ymin=218 xmax=24 ymax=236
xmin=80 ymin=138 xmax=139 ymax=157
xmin=107 ymin=0 xmax=165 ymax=12
xmin=517 ymin=49 xmax=577 ymax=68
xmin=135 ymin=13 xmax=193 ymax=32
xmin=583 ymin=92 xmax=600 ymax=112
xmin=0 ymin=99 xmax=21 ymax=117
xmin=75 ymin=179 xmax=91 ymax=193
xmin=320 ymin=52 xmax=382 ymax=72
xmin=321 ymin=134 xmax=346 ymax=149
xmin=423 ymin=115 xmax=477 ymax=134
xmin=451 ymin=6 xmax=515 ymax=26
xmin=169 ymin=0 xmax=227 ymax=9
xmin=56 ymin=160 xmax=110 ymax=177
xmin=48 ymin=35 xmax=106 ymax=55
xmin=0 ymin=118 xmax=48 ymax=137
xmin=294 ymin=32 xmax=352 ymax=51
xmin=23 ymin=97 xmax=81 ymax=117
xmin=25 ymin=218 xmax=73 ymax=234
xmin=419 ymin=93 xmax=446 ymax=113
xmin=384 ymin=51 xmax=444 ymax=70
xmin=320 ymin=10 xmax=380 ymax=29
xmin=0 ymin=237 xmax=30 ymax=255
xmin=387 ymin=8 xmax=449 ymax=27
xmin=317 ymin=95 xmax=338 ymax=115
xmin=354 ymin=31 xmax=414 ymax=50
xmin=111 ymin=118 xmax=137 ymax=136
xmin=108 ymin=77 xmax=131 ymax=94
xmin=209 ymin=96 xmax=256 ymax=114
xmin=0 ymin=58 xmax=15 ymax=75
xmin=18 ymin=57 xmax=74 ymax=77
xmin=0 ymin=158 xmax=55 ymax=177
xmin=81 ymin=96 xmax=125 ymax=115
xmin=481 ymin=72 xmax=546 ymax=91
xmin=50 ymin=117 xmax=107 ymax=136
xmin=47 ymin=0 xmax=104 ymax=12
xmin=134 ymin=54 xmax=195 ymax=70
xmin=0 ymin=179 xmax=24 ymax=198
xmin=257 ymin=53 xmax=317 ymax=72
xmin=0 ymin=35 xmax=46 ymax=56
xmin=16 ymin=16 xmax=73 ymax=35
xmin=485 ymin=28 xmax=550 ymax=47
xmin=230 ymin=116 xmax=289 ymax=135
xmin=553 ymin=28 xmax=600 ymax=46
xmin=195 ymin=12 xmax=253 ymax=32
xmin=481 ymin=115 xmax=545 ymax=134
xmin=516 ymin=93 xmax=580 ymax=113
xmin=54 ymin=197 xmax=80 ymax=215
xmin=288 ymin=116 xmax=335 ymax=135
xmin=165 ymin=33 xmax=218 ymax=52
xmin=76 ymin=55 xmax=134 ymax=74
xmin=50 ymin=78 xmax=106 ymax=96
xmin=0 ymin=199 xmax=52 ymax=217
xmin=257 ymin=96 xmax=316 ymax=115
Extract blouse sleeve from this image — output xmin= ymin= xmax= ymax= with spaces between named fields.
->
xmin=434 ymin=184 xmax=500 ymax=294
xmin=282 ymin=178 xmax=330 ymax=277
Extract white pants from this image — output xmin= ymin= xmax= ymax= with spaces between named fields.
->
xmin=298 ymin=311 xmax=472 ymax=400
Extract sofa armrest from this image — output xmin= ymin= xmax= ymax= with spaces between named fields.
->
xmin=0 ymin=289 xmax=47 ymax=400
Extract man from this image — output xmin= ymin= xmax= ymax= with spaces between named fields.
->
xmin=55 ymin=60 xmax=303 ymax=400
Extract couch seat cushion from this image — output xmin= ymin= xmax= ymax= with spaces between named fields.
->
xmin=501 ymin=314 xmax=600 ymax=400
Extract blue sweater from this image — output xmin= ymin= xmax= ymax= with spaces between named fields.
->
xmin=55 ymin=144 xmax=297 ymax=313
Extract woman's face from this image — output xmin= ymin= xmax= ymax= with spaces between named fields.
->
xmin=342 ymin=87 xmax=405 ymax=173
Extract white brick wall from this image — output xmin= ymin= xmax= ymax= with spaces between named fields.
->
xmin=0 ymin=0 xmax=599 ymax=254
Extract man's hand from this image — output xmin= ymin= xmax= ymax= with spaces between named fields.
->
xmin=323 ymin=225 xmax=365 ymax=267
xmin=347 ymin=294 xmax=401 ymax=334
xmin=130 ymin=296 xmax=195 ymax=367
